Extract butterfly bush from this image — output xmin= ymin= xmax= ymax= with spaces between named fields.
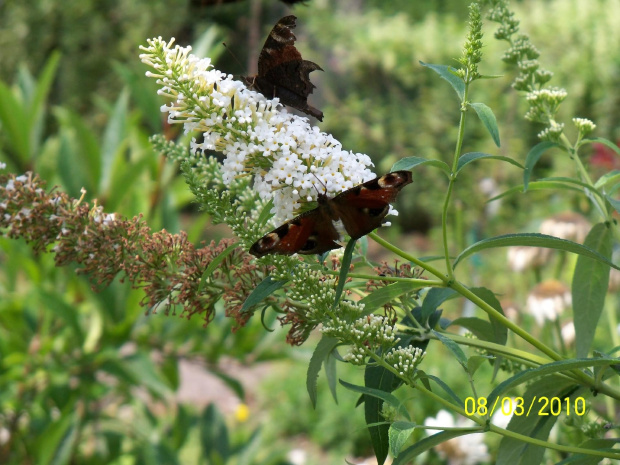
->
xmin=139 ymin=37 xmax=376 ymax=224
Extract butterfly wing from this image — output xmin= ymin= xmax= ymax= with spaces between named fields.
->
xmin=249 ymin=204 xmax=341 ymax=257
xmin=244 ymin=15 xmax=324 ymax=121
xmin=329 ymin=171 xmax=413 ymax=239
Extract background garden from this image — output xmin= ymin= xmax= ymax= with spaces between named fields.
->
xmin=1 ymin=0 xmax=620 ymax=463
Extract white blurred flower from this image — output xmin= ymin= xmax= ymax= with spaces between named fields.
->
xmin=287 ymin=448 xmax=307 ymax=465
xmin=424 ymin=410 xmax=490 ymax=465
xmin=507 ymin=246 xmax=550 ymax=272
xmin=140 ymin=37 xmax=376 ymax=225
xmin=491 ymin=398 xmax=515 ymax=430
xmin=539 ymin=212 xmax=590 ymax=243
xmin=527 ymin=280 xmax=571 ymax=325
xmin=561 ymin=321 xmax=576 ymax=346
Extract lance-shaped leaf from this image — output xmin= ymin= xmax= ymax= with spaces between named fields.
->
xmin=573 ymin=223 xmax=613 ymax=358
xmin=391 ymin=156 xmax=450 ymax=177
xmin=523 ymin=141 xmax=559 ymax=190
xmin=456 ymin=152 xmax=523 ymax=175
xmin=240 ymin=276 xmax=285 ymax=313
xmin=469 ymin=103 xmax=500 ymax=147
xmin=419 ymin=62 xmax=465 ymax=100
xmin=306 ymin=336 xmax=339 ymax=408
xmin=453 ymin=233 xmax=620 ymax=270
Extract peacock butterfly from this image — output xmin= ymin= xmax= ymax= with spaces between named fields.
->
xmin=249 ymin=171 xmax=413 ymax=257
xmin=242 ymin=15 xmax=324 ymax=121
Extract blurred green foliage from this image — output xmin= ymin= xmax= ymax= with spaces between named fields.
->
xmin=1 ymin=0 xmax=620 ymax=463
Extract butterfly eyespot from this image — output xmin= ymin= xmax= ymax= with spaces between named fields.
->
xmin=363 ymin=206 xmax=388 ymax=217
xmin=378 ymin=173 xmax=403 ymax=188
xmin=301 ymin=236 xmax=318 ymax=251
xmin=260 ymin=233 xmax=280 ymax=247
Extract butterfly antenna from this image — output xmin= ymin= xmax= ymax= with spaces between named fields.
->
xmin=310 ymin=173 xmax=328 ymax=195
xmin=222 ymin=42 xmax=246 ymax=75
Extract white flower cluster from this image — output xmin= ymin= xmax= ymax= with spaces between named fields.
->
xmin=526 ymin=87 xmax=568 ymax=102
xmin=537 ymin=121 xmax=564 ymax=142
xmin=572 ymin=117 xmax=596 ymax=136
xmin=525 ymin=87 xmax=568 ymax=123
xmin=139 ymin=37 xmax=376 ymax=224
xmin=322 ymin=314 xmax=400 ymax=364
xmin=384 ymin=346 xmax=425 ymax=380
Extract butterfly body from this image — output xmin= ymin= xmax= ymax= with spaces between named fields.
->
xmin=250 ymin=171 xmax=413 ymax=257
xmin=242 ymin=15 xmax=324 ymax=121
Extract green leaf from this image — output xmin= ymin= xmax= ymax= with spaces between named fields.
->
xmin=123 ymin=353 xmax=171 ymax=399
xmin=605 ymin=195 xmax=620 ymax=215
xmin=594 ymin=170 xmax=620 ymax=189
xmin=540 ymin=177 xmax=606 ymax=201
xmin=324 ymin=348 xmax=338 ymax=404
xmin=453 ymin=233 xmax=620 ymax=270
xmin=419 ymin=62 xmax=465 ymax=100
xmin=100 ymin=89 xmax=129 ymax=193
xmin=340 ymin=380 xmax=410 ymax=421
xmin=211 ymin=369 xmax=245 ymax=401
xmin=37 ymin=406 xmax=80 ymax=465
xmin=360 ymin=281 xmax=424 ymax=315
xmin=469 ymin=103 xmax=500 ymax=147
xmin=523 ymin=141 xmax=559 ymax=190
xmin=456 ymin=152 xmax=523 ymax=174
xmin=307 ymin=335 xmax=339 ymax=408
xmin=57 ymin=131 xmax=89 ymax=198
xmin=470 ymin=287 xmax=507 ymax=345
xmin=37 ymin=289 xmax=84 ymax=343
xmin=391 ymin=156 xmax=450 ymax=176
xmin=161 ymin=354 xmax=180 ymax=391
xmin=389 ymin=421 xmax=417 ymax=457
xmin=467 ymin=355 xmax=493 ymax=376
xmin=256 ymin=199 xmax=275 ymax=226
xmin=556 ymin=439 xmax=620 ymax=465
xmin=334 ymin=239 xmax=356 ymax=307
xmin=363 ymin=363 xmax=401 ymax=465
xmin=200 ymin=404 xmax=230 ymax=463
xmin=29 ymin=52 xmax=61 ymax=159
xmin=0 ymin=81 xmax=30 ymax=162
xmin=105 ymin=151 xmax=152 ymax=212
xmin=235 ymin=429 xmax=263 ymax=465
xmin=432 ymin=330 xmax=468 ymax=369
xmin=240 ymin=276 xmax=285 ymax=313
xmin=450 ymin=317 xmax=494 ymax=341
xmin=197 ymin=244 xmax=239 ymax=293
xmin=418 ymin=373 xmax=464 ymax=407
xmin=573 ymin=223 xmax=613 ymax=358
xmin=421 ymin=288 xmax=459 ymax=320
xmin=490 ymin=180 xmax=584 ymax=203
xmin=581 ymin=137 xmax=620 ymax=156
xmin=393 ymin=431 xmax=475 ymax=465
xmin=487 ymin=358 xmax=616 ymax=405
xmin=54 ymin=108 xmax=101 ymax=191
xmin=495 ymin=377 xmax=577 ymax=465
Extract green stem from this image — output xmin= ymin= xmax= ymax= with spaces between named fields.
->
xmin=324 ymin=271 xmax=444 ymax=286
xmin=369 ymin=350 xmax=620 ymax=459
xmin=369 ymin=232 xmax=448 ymax=280
xmin=559 ymin=131 xmax=609 ymax=220
xmin=450 ymin=280 xmax=562 ymax=360
xmin=441 ymin=82 xmax=471 ymax=280
xmin=421 ymin=331 xmax=555 ymax=367
xmin=370 ymin=233 xmax=620 ymax=400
